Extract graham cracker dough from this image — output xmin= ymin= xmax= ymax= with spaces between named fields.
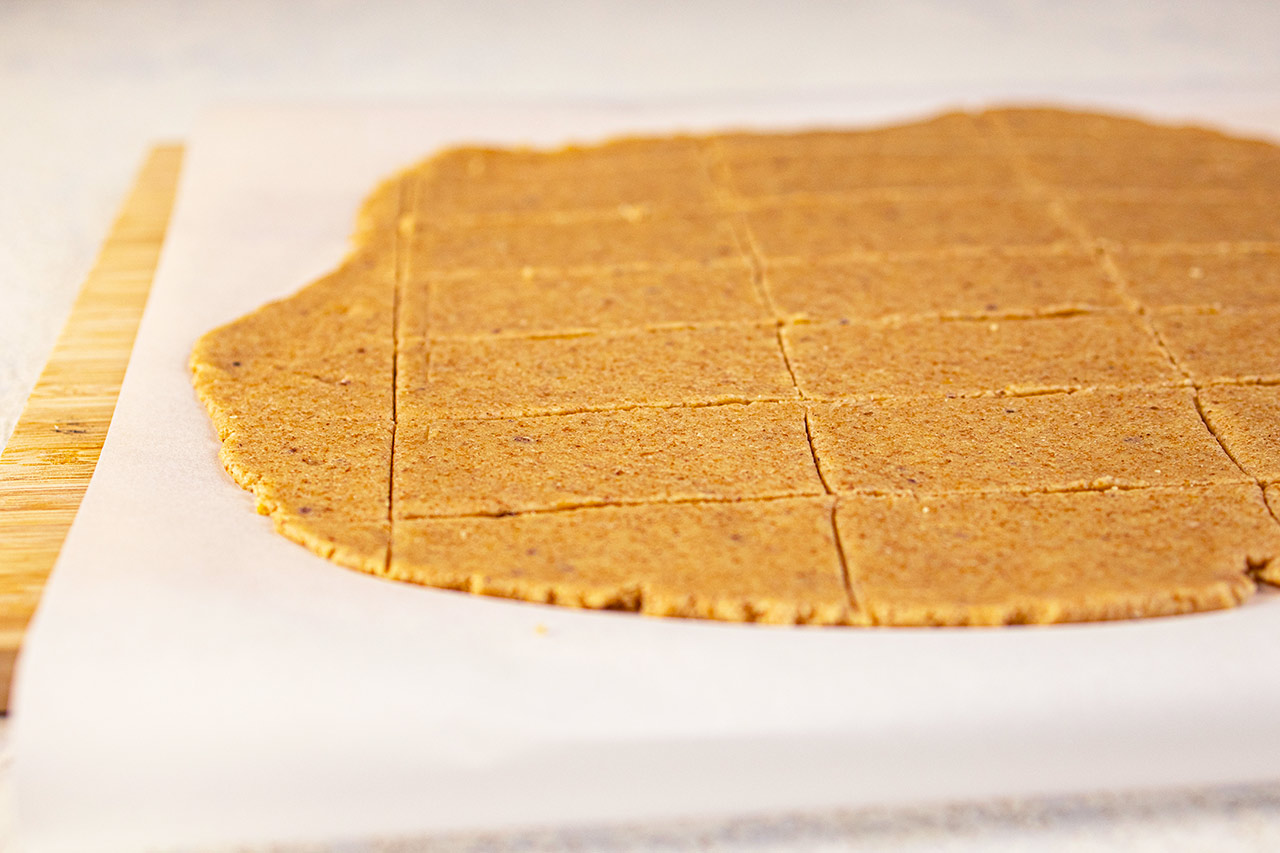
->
xmin=763 ymin=249 xmax=1124 ymax=322
xmin=191 ymin=108 xmax=1280 ymax=626
xmin=807 ymin=388 xmax=1245 ymax=495
xmin=742 ymin=193 xmax=1072 ymax=257
xmin=782 ymin=313 xmax=1178 ymax=399
xmin=1151 ymin=307 xmax=1280 ymax=385
xmin=836 ymin=485 xmax=1278 ymax=626
xmin=418 ymin=324 xmax=797 ymax=419
xmin=1199 ymin=385 xmax=1280 ymax=483
xmin=394 ymin=402 xmax=823 ymax=518
xmin=390 ymin=497 xmax=854 ymax=624
xmin=1113 ymin=247 xmax=1280 ymax=311
xmin=429 ymin=260 xmax=769 ymax=338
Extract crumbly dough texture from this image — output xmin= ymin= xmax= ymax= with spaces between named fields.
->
xmin=191 ymin=108 xmax=1280 ymax=625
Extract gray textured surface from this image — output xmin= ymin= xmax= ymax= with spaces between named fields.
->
xmin=2 ymin=716 xmax=1276 ymax=853
xmin=3 ymin=2 xmax=1280 ymax=849
xmin=279 ymin=785 xmax=1280 ymax=852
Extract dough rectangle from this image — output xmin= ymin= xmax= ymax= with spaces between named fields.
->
xmin=393 ymin=401 xmax=824 ymax=518
xmin=390 ymin=496 xmax=857 ymax=624
xmin=411 ymin=212 xmax=747 ymax=273
xmin=783 ymin=314 xmax=1179 ymax=399
xmin=1112 ymin=248 xmax=1280 ymax=311
xmin=835 ymin=485 xmax=1278 ymax=626
xmin=421 ymin=324 xmax=799 ymax=419
xmin=723 ymin=153 xmax=1019 ymax=198
xmin=1199 ymin=385 xmax=1280 ymax=483
xmin=427 ymin=261 xmax=768 ymax=339
xmin=1151 ymin=307 xmax=1280 ymax=384
xmin=744 ymin=193 xmax=1071 ymax=259
xmin=808 ymin=387 xmax=1244 ymax=495
xmin=1070 ymin=195 xmax=1280 ymax=245
xmin=763 ymin=250 xmax=1123 ymax=322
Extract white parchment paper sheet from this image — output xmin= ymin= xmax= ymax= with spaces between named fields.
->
xmin=11 ymin=94 xmax=1280 ymax=852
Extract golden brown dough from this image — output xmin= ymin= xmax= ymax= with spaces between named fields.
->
xmin=836 ymin=485 xmax=1278 ymax=626
xmin=807 ymin=388 xmax=1244 ymax=495
xmin=191 ymin=108 xmax=1280 ymax=625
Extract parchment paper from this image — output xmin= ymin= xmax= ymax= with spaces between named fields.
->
xmin=11 ymin=91 xmax=1280 ymax=852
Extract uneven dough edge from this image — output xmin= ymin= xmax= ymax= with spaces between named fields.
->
xmin=189 ymin=171 xmax=407 ymax=577
xmin=864 ymin=575 xmax=1257 ymax=628
xmin=379 ymin=557 xmax=862 ymax=626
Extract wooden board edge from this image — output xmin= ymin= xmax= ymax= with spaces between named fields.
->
xmin=0 ymin=144 xmax=184 ymax=712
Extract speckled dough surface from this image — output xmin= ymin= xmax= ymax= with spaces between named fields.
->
xmin=191 ymin=108 xmax=1280 ymax=625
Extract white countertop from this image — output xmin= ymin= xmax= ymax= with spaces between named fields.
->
xmin=2 ymin=2 xmax=1280 ymax=850
xmin=6 ymin=0 xmax=1280 ymax=451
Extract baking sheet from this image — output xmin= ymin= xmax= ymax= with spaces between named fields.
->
xmin=11 ymin=91 xmax=1280 ymax=852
